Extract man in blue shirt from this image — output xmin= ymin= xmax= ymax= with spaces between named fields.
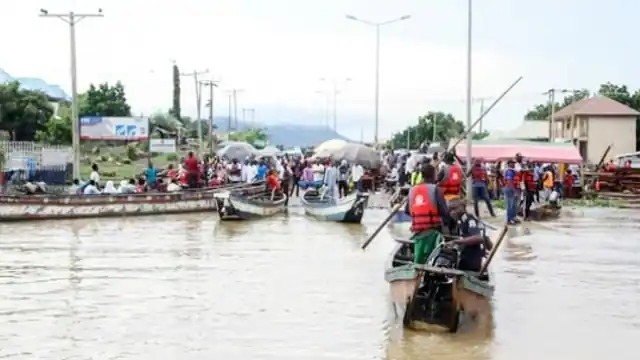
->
xmin=502 ymin=160 xmax=519 ymax=225
xmin=256 ymin=160 xmax=268 ymax=181
xmin=144 ymin=162 xmax=157 ymax=189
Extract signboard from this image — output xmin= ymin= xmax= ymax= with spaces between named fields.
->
xmin=149 ymin=138 xmax=177 ymax=153
xmin=80 ymin=116 xmax=149 ymax=140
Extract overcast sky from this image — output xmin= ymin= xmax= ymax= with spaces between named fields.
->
xmin=1 ymin=0 xmax=635 ymax=141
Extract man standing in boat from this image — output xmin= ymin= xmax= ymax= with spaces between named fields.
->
xmin=437 ymin=153 xmax=463 ymax=201
xmin=405 ymin=164 xmax=454 ymax=265
xmin=447 ymin=199 xmax=493 ymax=272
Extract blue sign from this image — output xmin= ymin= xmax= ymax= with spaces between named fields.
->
xmin=115 ymin=125 xmax=126 ymax=136
xmin=126 ymin=125 xmax=137 ymax=136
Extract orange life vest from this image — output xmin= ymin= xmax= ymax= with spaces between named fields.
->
xmin=409 ymin=183 xmax=442 ymax=232
xmin=439 ymin=164 xmax=463 ymax=196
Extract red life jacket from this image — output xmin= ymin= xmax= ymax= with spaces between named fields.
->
xmin=471 ymin=165 xmax=487 ymax=183
xmin=522 ymin=170 xmax=536 ymax=191
xmin=439 ymin=164 xmax=463 ymax=196
xmin=409 ymin=184 xmax=442 ymax=232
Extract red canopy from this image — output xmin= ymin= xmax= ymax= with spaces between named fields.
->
xmin=455 ymin=142 xmax=583 ymax=163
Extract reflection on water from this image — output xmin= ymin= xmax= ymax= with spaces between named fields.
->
xmin=0 ymin=208 xmax=638 ymax=359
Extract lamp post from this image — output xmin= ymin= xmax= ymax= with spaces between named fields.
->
xmin=346 ymin=14 xmax=410 ymax=146
xmin=464 ymin=0 xmax=473 ymax=197
xmin=39 ymin=8 xmax=104 ymax=180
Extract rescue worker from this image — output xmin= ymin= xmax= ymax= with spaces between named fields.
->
xmin=541 ymin=165 xmax=555 ymax=201
xmin=410 ymin=158 xmax=426 ymax=185
xmin=520 ymin=162 xmax=537 ymax=220
xmin=447 ymin=199 xmax=493 ymax=272
xmin=470 ymin=158 xmax=496 ymax=218
xmin=437 ymin=153 xmax=463 ymax=201
xmin=405 ymin=164 xmax=454 ymax=264
xmin=503 ymin=159 xmax=519 ymax=225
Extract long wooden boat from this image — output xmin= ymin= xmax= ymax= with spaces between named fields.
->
xmin=215 ymin=186 xmax=286 ymax=221
xmin=0 ymin=183 xmax=248 ymax=222
xmin=300 ymin=191 xmax=368 ymax=223
xmin=385 ymin=238 xmax=494 ymax=332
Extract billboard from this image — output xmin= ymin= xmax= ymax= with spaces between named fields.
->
xmin=149 ymin=138 xmax=176 ymax=153
xmin=80 ymin=116 xmax=149 ymax=140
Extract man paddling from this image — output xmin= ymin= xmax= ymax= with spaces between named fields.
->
xmin=405 ymin=164 xmax=454 ymax=265
xmin=447 ymin=199 xmax=493 ymax=272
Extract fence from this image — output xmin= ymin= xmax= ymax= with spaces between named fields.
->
xmin=1 ymin=141 xmax=73 ymax=188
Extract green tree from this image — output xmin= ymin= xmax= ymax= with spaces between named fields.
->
xmin=473 ymin=130 xmax=490 ymax=140
xmin=79 ymin=81 xmax=132 ymax=117
xmin=35 ymin=102 xmax=72 ymax=145
xmin=0 ymin=81 xmax=54 ymax=141
xmin=389 ymin=111 xmax=465 ymax=149
xmin=150 ymin=111 xmax=181 ymax=135
xmin=229 ymin=128 xmax=268 ymax=146
xmin=524 ymin=88 xmax=590 ymax=120
xmin=169 ymin=63 xmax=181 ymax=121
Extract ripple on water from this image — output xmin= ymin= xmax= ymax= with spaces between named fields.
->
xmin=0 ymin=209 xmax=638 ymax=359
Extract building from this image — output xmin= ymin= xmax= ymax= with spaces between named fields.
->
xmin=552 ymin=96 xmax=639 ymax=164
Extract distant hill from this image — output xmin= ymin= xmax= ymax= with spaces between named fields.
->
xmin=212 ymin=118 xmax=350 ymax=147
xmin=0 ymin=68 xmax=70 ymax=100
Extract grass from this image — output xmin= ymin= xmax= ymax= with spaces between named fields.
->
xmin=79 ymin=144 xmax=186 ymax=181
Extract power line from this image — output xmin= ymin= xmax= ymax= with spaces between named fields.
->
xmin=180 ymin=69 xmax=209 ymax=153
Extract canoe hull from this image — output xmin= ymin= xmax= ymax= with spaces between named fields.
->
xmin=217 ymin=193 xmax=286 ymax=221
xmin=0 ymin=190 xmax=221 ymax=222
xmin=301 ymin=193 xmax=367 ymax=223
xmin=385 ymin=242 xmax=493 ymax=332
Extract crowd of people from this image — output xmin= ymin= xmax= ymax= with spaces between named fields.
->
xmin=65 ymin=151 xmax=369 ymax=202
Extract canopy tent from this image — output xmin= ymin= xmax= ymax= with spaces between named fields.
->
xmin=260 ymin=146 xmax=283 ymax=157
xmin=455 ymin=140 xmax=583 ymax=164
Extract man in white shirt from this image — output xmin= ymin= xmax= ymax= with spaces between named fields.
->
xmin=246 ymin=161 xmax=258 ymax=183
xmin=83 ymin=180 xmax=100 ymax=195
xmin=89 ymin=164 xmax=100 ymax=189
xmin=312 ymin=161 xmax=325 ymax=186
xmin=227 ymin=159 xmax=242 ymax=183
xmin=351 ymin=163 xmax=364 ymax=193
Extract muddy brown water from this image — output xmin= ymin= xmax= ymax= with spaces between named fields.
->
xmin=0 ymin=207 xmax=638 ymax=359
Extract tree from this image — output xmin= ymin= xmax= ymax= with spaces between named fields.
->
xmin=389 ymin=111 xmax=465 ymax=149
xmin=0 ymin=81 xmax=54 ymax=141
xmin=169 ymin=63 xmax=181 ymax=121
xmin=229 ymin=128 xmax=268 ymax=146
xmin=35 ymin=102 xmax=72 ymax=145
xmin=473 ymin=130 xmax=490 ymax=140
xmin=150 ymin=111 xmax=181 ymax=135
xmin=524 ymin=88 xmax=590 ymax=120
xmin=79 ymin=81 xmax=131 ymax=117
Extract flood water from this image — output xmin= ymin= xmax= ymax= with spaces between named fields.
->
xmin=0 ymin=207 xmax=638 ymax=359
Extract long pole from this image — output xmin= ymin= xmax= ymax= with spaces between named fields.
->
xmin=333 ymin=81 xmax=338 ymax=131
xmin=228 ymin=94 xmax=232 ymax=131
xmin=242 ymin=108 xmax=247 ymax=124
xmin=374 ymin=25 xmax=381 ymax=145
xmin=39 ymin=10 xmax=104 ymax=180
xmin=233 ymin=90 xmax=238 ymax=130
xmin=550 ymin=89 xmax=556 ymax=142
xmin=464 ymin=0 xmax=473 ymax=197
xmin=479 ymin=99 xmax=485 ymax=133
xmin=432 ymin=114 xmax=437 ymax=142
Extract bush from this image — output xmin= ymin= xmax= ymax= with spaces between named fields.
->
xmin=91 ymin=146 xmax=100 ymax=155
xmin=127 ymin=145 xmax=138 ymax=161
xmin=122 ymin=158 xmax=132 ymax=165
xmin=99 ymin=155 xmax=109 ymax=162
xmin=166 ymin=153 xmax=178 ymax=162
xmin=0 ymin=148 xmax=4 ymax=169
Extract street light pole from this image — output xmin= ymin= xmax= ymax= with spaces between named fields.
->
xmin=39 ymin=8 xmax=104 ymax=180
xmin=464 ymin=0 xmax=473 ymax=197
xmin=200 ymin=79 xmax=219 ymax=152
xmin=319 ymin=78 xmax=351 ymax=132
xmin=346 ymin=14 xmax=410 ymax=146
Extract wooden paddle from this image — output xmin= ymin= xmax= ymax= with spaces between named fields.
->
xmin=479 ymin=224 xmax=509 ymax=274
xmin=361 ymin=199 xmax=407 ymax=250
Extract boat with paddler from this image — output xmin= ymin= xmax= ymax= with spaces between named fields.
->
xmin=385 ymin=225 xmax=507 ymax=332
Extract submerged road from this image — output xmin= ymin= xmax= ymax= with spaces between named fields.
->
xmin=0 ymin=206 xmax=638 ymax=359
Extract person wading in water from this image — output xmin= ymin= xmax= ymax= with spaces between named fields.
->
xmin=405 ymin=164 xmax=454 ymax=264
xmin=437 ymin=153 xmax=463 ymax=202
xmin=470 ymin=158 xmax=496 ymax=218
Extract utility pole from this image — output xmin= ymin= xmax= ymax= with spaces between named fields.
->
xmin=542 ymin=88 xmax=578 ymax=142
xmin=39 ymin=8 xmax=104 ymax=180
xmin=432 ymin=113 xmax=438 ymax=142
xmin=319 ymin=78 xmax=350 ymax=132
xmin=227 ymin=94 xmax=233 ymax=132
xmin=200 ymin=79 xmax=219 ymax=153
xmin=227 ymin=89 xmax=244 ymax=130
xmin=243 ymin=108 xmax=255 ymax=127
xmin=180 ymin=69 xmax=209 ymax=154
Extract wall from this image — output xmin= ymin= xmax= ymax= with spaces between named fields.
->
xmin=586 ymin=116 xmax=637 ymax=163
